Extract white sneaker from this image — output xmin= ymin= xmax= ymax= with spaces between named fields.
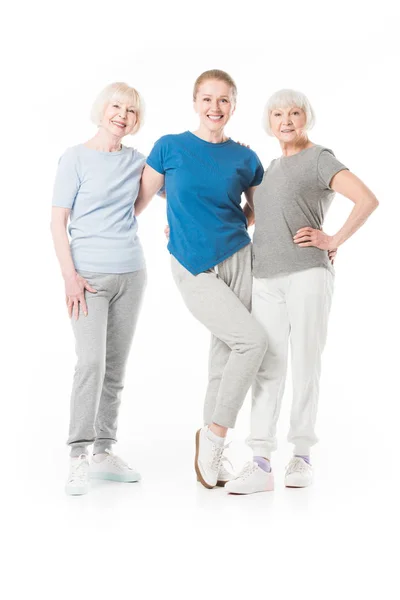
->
xmin=285 ymin=457 xmax=313 ymax=488
xmin=216 ymin=455 xmax=235 ymax=487
xmin=225 ymin=461 xmax=274 ymax=495
xmin=195 ymin=427 xmax=224 ymax=489
xmin=65 ymin=454 xmax=90 ymax=496
xmin=90 ymin=450 xmax=141 ymax=483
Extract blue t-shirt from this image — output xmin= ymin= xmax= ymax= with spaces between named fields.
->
xmin=146 ymin=131 xmax=264 ymax=275
xmin=52 ymin=144 xmax=146 ymax=273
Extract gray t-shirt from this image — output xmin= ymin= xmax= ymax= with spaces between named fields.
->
xmin=252 ymin=145 xmax=348 ymax=278
xmin=52 ymin=144 xmax=146 ymax=273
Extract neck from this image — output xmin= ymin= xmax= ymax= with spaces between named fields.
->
xmin=84 ymin=128 xmax=124 ymax=152
xmin=280 ymin=137 xmax=313 ymax=157
xmin=192 ymin=125 xmax=228 ymax=144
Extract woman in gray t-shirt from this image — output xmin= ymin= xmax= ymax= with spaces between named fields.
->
xmin=51 ymin=82 xmax=147 ymax=496
xmin=225 ymin=89 xmax=379 ymax=495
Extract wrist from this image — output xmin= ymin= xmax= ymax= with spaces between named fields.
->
xmin=63 ymin=269 xmax=77 ymax=281
xmin=330 ymin=234 xmax=340 ymax=249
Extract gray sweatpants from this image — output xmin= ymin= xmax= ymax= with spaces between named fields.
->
xmin=68 ymin=270 xmax=146 ymax=457
xmin=171 ymin=244 xmax=268 ymax=428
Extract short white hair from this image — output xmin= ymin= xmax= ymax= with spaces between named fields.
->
xmin=90 ymin=82 xmax=144 ymax=135
xmin=263 ymin=89 xmax=316 ymax=136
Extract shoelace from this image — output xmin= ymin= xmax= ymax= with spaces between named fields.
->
xmin=286 ymin=457 xmax=309 ymax=475
xmin=210 ymin=444 xmax=224 ymax=472
xmin=237 ymin=461 xmax=258 ymax=480
xmin=219 ymin=455 xmax=234 ymax=476
xmin=69 ymin=455 xmax=89 ymax=483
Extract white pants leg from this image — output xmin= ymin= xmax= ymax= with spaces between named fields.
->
xmin=247 ymin=268 xmax=334 ymax=458
xmin=286 ymin=268 xmax=334 ymax=455
xmin=247 ymin=276 xmax=290 ymax=458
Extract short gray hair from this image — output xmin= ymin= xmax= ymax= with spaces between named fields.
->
xmin=263 ymin=89 xmax=316 ymax=136
xmin=90 ymin=82 xmax=144 ymax=135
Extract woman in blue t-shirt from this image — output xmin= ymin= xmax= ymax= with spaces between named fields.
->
xmin=51 ymin=82 xmax=147 ymax=496
xmin=135 ymin=69 xmax=267 ymax=490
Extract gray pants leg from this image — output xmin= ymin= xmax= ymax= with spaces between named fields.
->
xmin=171 ymin=245 xmax=267 ymax=428
xmin=68 ymin=270 xmax=146 ymax=457
xmin=203 ymin=246 xmax=253 ymax=424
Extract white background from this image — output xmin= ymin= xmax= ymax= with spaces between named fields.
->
xmin=3 ymin=1 xmax=399 ymax=599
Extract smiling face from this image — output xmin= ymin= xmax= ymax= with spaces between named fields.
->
xmin=100 ymin=98 xmax=138 ymax=138
xmin=269 ymin=106 xmax=308 ymax=144
xmin=193 ymin=79 xmax=235 ymax=134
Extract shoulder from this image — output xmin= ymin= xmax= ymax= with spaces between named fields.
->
xmin=312 ymin=145 xmax=336 ymax=158
xmin=154 ymin=133 xmax=186 ymax=146
xmin=230 ymin=141 xmax=263 ymax=164
xmin=127 ymin=147 xmax=146 ymax=164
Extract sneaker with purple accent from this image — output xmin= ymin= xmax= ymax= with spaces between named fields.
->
xmin=285 ymin=456 xmax=313 ymax=488
xmin=225 ymin=461 xmax=274 ymax=495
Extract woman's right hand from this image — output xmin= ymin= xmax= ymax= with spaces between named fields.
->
xmin=64 ymin=272 xmax=97 ymax=319
xmin=164 ymin=225 xmax=170 ymax=240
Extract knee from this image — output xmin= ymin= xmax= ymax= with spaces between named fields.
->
xmin=251 ymin=329 xmax=268 ymax=356
xmin=76 ymin=354 xmax=106 ymax=378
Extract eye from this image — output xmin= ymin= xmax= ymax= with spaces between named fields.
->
xmin=113 ymin=104 xmax=120 ymax=108
xmin=293 ymin=111 xmax=300 ymax=115
xmin=220 ymin=99 xmax=228 ymax=103
xmin=128 ymin=109 xmax=135 ymax=113
xmin=203 ymin=98 xmax=211 ymax=102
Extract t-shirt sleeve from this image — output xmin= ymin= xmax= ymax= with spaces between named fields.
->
xmin=52 ymin=148 xmax=81 ymax=209
xmin=146 ymin=137 xmax=167 ymax=175
xmin=249 ymin=152 xmax=265 ymax=187
xmin=317 ymin=149 xmax=348 ymax=190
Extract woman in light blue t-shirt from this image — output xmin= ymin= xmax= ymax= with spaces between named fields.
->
xmin=51 ymin=82 xmax=147 ymax=496
xmin=135 ymin=69 xmax=268 ymax=491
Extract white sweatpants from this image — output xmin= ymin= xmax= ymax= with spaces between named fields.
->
xmin=247 ymin=267 xmax=334 ymax=457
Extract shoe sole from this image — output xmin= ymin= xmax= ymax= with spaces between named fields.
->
xmin=195 ymin=429 xmax=214 ymax=489
xmin=196 ymin=477 xmax=226 ymax=487
xmin=90 ymin=473 xmax=141 ymax=483
xmin=65 ymin=486 xmax=88 ymax=496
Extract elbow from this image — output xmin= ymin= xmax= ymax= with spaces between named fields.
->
xmin=369 ymin=194 xmax=379 ymax=212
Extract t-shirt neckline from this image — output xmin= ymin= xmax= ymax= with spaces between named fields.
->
xmin=186 ymin=131 xmax=233 ymax=147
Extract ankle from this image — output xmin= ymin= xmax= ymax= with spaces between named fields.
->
xmin=209 ymin=423 xmax=228 ymax=438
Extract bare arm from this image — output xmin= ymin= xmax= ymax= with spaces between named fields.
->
xmin=135 ymin=165 xmax=165 ymax=216
xmin=293 ymin=170 xmax=379 ymax=251
xmin=50 ymin=207 xmax=96 ymax=319
xmin=243 ymin=186 xmax=257 ymax=227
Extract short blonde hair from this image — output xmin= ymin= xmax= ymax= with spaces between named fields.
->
xmin=263 ymin=89 xmax=316 ymax=136
xmin=91 ymin=82 xmax=144 ymax=135
xmin=193 ymin=69 xmax=237 ymax=104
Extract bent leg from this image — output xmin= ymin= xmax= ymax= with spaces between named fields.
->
xmin=171 ymin=253 xmax=267 ymax=429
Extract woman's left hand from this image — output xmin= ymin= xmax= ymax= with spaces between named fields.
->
xmin=293 ymin=227 xmax=336 ymax=251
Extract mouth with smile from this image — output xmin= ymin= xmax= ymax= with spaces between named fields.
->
xmin=207 ymin=114 xmax=224 ymax=122
xmin=111 ymin=120 xmax=126 ymax=129
xmin=281 ymin=128 xmax=295 ymax=133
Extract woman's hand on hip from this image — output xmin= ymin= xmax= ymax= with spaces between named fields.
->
xmin=64 ymin=273 xmax=97 ymax=319
xmin=328 ymin=248 xmax=337 ymax=264
xmin=164 ymin=224 xmax=170 ymax=240
xmin=293 ymin=227 xmax=336 ymax=251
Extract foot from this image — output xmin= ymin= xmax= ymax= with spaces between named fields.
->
xmin=90 ymin=449 xmax=141 ymax=483
xmin=216 ymin=455 xmax=235 ymax=487
xmin=285 ymin=456 xmax=313 ymax=488
xmin=225 ymin=461 xmax=274 ymax=495
xmin=65 ymin=454 xmax=90 ymax=496
xmin=195 ymin=427 xmax=224 ymax=489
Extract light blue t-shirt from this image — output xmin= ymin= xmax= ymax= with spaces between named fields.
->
xmin=52 ymin=144 xmax=146 ymax=273
xmin=147 ymin=131 xmax=264 ymax=275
